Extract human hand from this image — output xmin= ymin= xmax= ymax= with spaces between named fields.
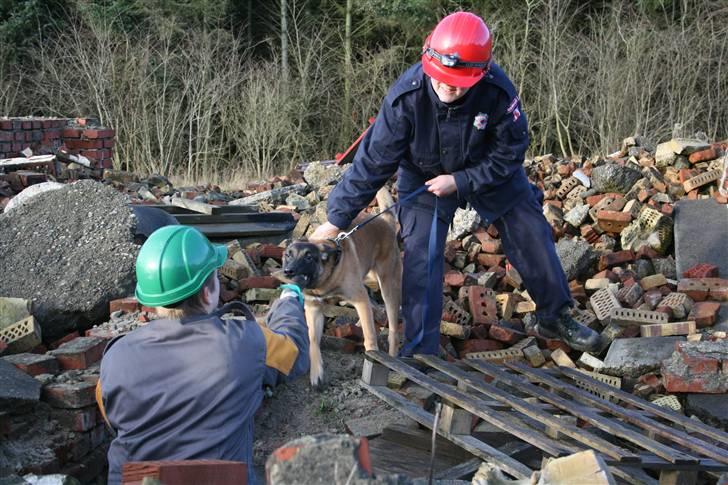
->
xmin=309 ymin=221 xmax=342 ymax=241
xmin=425 ymin=174 xmax=457 ymax=197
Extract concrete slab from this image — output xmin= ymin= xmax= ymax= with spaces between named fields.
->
xmin=674 ymin=199 xmax=728 ymax=277
xmin=674 ymin=199 xmax=728 ymax=330
xmin=685 ymin=394 xmax=728 ymax=430
xmin=0 ymin=358 xmax=41 ymax=411
xmin=602 ymin=336 xmax=684 ymax=377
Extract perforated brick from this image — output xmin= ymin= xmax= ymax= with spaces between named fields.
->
xmin=556 ymin=177 xmax=579 ymax=199
xmin=609 ymin=308 xmax=668 ymax=326
xmin=658 ymin=292 xmax=693 ymax=319
xmin=571 ymin=369 xmax=621 ymax=403
xmin=683 ymin=169 xmax=721 ymax=192
xmin=571 ymin=308 xmax=598 ymax=329
xmin=566 ymin=184 xmax=588 ymax=201
xmin=589 ymin=288 xmax=622 ymax=321
xmin=651 ymin=395 xmax=682 ymax=412
xmin=468 ymin=286 xmax=498 ymax=325
xmin=0 ymin=316 xmax=41 ymax=353
xmin=463 ymin=347 xmax=524 ymax=363
xmin=442 ymin=300 xmax=472 ymax=326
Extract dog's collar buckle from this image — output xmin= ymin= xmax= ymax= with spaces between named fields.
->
xmin=325 ymin=238 xmax=344 ymax=267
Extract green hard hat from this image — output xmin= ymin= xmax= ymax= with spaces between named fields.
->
xmin=135 ymin=225 xmax=227 ymax=307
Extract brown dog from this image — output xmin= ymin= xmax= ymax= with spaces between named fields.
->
xmin=277 ymin=188 xmax=402 ymax=388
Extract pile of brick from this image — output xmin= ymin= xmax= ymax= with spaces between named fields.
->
xmin=0 ymin=117 xmax=116 ymax=211
xmin=1 ymin=313 xmax=111 ymax=481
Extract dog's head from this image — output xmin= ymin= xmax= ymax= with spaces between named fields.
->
xmin=277 ymin=240 xmax=341 ymax=289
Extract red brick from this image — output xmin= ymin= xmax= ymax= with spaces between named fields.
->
xmin=586 ymin=193 xmax=609 ymax=207
xmin=42 ymin=380 xmax=97 ymax=409
xmin=481 ymin=239 xmax=502 ymax=254
xmin=84 ymin=327 xmax=117 ymax=340
xmin=109 ymin=297 xmax=140 ymax=314
xmin=690 ymin=301 xmax=721 ymax=328
xmin=254 ymin=244 xmax=284 ymax=261
xmin=50 ymin=337 xmax=105 ymax=370
xmin=468 ymin=286 xmax=498 ymax=324
xmin=49 ymin=331 xmax=81 ymax=350
xmin=688 ymin=146 xmax=721 ymax=164
xmin=677 ymin=278 xmax=712 ymax=301
xmin=64 ymin=139 xmax=103 ymax=150
xmin=598 ymin=250 xmax=635 ymax=271
xmin=51 ymin=407 xmax=97 ymax=432
xmin=444 ymin=270 xmax=465 ymax=287
xmin=219 ymin=287 xmax=240 ymax=303
xmin=334 ymin=323 xmax=363 ymax=341
xmin=596 ymin=210 xmax=632 ymax=233
xmin=238 ymin=275 xmax=278 ymax=290
xmin=82 ymin=128 xmax=115 ymax=139
xmin=477 ymin=253 xmax=505 ymax=267
xmin=0 ymin=120 xmax=12 ymax=129
xmin=103 ymin=138 xmax=115 ymax=148
xmin=459 ymin=339 xmax=503 ymax=357
xmin=2 ymin=353 xmax=59 ymax=376
xmin=62 ymin=128 xmax=82 ymax=138
xmin=683 ymin=263 xmax=719 ymax=279
xmin=488 ymin=325 xmax=526 ymax=345
xmin=470 ymin=324 xmax=491 ymax=339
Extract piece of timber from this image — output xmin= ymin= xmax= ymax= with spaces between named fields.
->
xmin=507 ymin=363 xmax=719 ymax=465
xmin=416 ymin=355 xmax=637 ymax=463
xmin=172 ymin=212 xmax=295 ymax=224
xmin=466 ymin=359 xmax=698 ymax=465
xmin=430 ymin=458 xmax=482 ymax=481
xmin=134 ymin=203 xmax=258 ymax=215
xmin=510 ymin=363 xmax=728 ymax=464
xmin=359 ymin=381 xmax=532 ymax=480
xmin=188 ymin=222 xmax=296 ymax=238
xmin=170 ymin=197 xmax=218 ymax=215
xmin=557 ymin=366 xmax=728 ymax=448
xmin=366 ymin=351 xmax=570 ymax=458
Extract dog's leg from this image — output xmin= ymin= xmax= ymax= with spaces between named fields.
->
xmin=304 ymin=299 xmax=326 ymax=390
xmin=377 ymin=262 xmax=401 ymax=356
xmin=349 ymin=286 xmax=379 ymax=352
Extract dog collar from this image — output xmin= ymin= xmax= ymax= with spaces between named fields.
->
xmin=325 ymin=238 xmax=343 ymax=267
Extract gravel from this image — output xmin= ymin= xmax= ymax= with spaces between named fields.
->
xmin=0 ymin=180 xmax=139 ymax=340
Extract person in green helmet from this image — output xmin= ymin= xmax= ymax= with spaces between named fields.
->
xmin=97 ymin=225 xmax=309 ymax=485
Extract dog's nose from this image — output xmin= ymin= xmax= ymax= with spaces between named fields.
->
xmin=283 ymin=268 xmax=295 ymax=277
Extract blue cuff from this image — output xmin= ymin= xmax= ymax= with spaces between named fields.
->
xmin=279 ymin=284 xmax=304 ymax=306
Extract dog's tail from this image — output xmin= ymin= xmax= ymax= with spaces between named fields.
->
xmin=375 ymin=186 xmax=397 ymax=226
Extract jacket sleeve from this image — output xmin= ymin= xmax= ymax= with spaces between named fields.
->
xmin=452 ymin=92 xmax=530 ymax=198
xmin=327 ymin=98 xmax=410 ymax=230
xmin=260 ymin=295 xmax=309 ymax=386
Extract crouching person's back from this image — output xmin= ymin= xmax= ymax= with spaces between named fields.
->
xmin=97 ymin=226 xmax=309 ymax=485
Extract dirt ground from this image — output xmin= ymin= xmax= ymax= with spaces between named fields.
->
xmin=252 ymin=348 xmax=398 ymax=472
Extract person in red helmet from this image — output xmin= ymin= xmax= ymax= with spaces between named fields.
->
xmin=311 ymin=12 xmax=601 ymax=354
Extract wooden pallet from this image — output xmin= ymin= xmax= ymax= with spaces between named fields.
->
xmin=361 ymin=350 xmax=728 ymax=484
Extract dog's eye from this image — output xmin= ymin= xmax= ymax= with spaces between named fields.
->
xmin=305 ymin=253 xmax=313 ymax=261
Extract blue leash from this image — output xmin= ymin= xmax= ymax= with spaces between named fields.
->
xmin=333 ymin=185 xmax=439 ymax=357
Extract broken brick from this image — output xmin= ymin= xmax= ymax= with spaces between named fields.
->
xmin=683 ymin=263 xmax=719 ymax=279
xmin=443 ymin=270 xmax=465 ymax=287
xmin=468 ymin=286 xmax=498 ymax=325
xmin=488 ymin=325 xmax=525 ymax=345
xmin=459 ymin=339 xmax=503 ymax=358
xmin=690 ymin=301 xmax=721 ymax=328
xmin=334 ymin=323 xmax=363 ymax=341
xmin=2 ymin=353 xmax=59 ymax=376
xmin=238 ymin=276 xmax=278 ymax=290
xmin=50 ymin=337 xmax=105 ymax=370
xmin=43 ymin=380 xmax=98 ymax=409
xmin=51 ymin=407 xmax=97 ymax=432
xmin=662 ymin=341 xmax=728 ymax=393
xmin=477 ymin=253 xmax=505 ymax=267
xmin=109 ymin=297 xmax=140 ymax=314
xmin=598 ymin=250 xmax=635 ymax=271
xmin=688 ymin=146 xmax=721 ymax=164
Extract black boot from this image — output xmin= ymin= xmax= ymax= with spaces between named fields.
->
xmin=535 ymin=308 xmax=602 ymax=353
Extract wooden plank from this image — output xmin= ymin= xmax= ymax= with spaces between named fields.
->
xmin=188 ymin=222 xmax=295 ymax=238
xmin=465 ymin=359 xmax=698 ymax=465
xmin=431 ymin=458 xmax=482 ymax=480
xmin=172 ymin=212 xmax=295 ymax=224
xmin=416 ymin=355 xmax=638 ymax=463
xmin=529 ymin=366 xmax=728 ymax=464
xmin=359 ymin=381 xmax=533 ymax=480
xmin=170 ymin=197 xmax=218 ymax=214
xmin=133 ymin=204 xmax=258 ymax=215
xmin=558 ymin=366 xmax=728 ymax=445
xmin=366 ymin=351 xmax=570 ymax=459
xmin=368 ymin=435 xmax=458 ymax=478
xmin=381 ymin=424 xmax=473 ymax=461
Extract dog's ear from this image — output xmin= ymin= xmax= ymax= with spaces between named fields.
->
xmin=317 ymin=242 xmax=339 ymax=264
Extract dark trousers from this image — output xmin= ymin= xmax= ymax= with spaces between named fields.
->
xmin=399 ymin=187 xmax=572 ymax=355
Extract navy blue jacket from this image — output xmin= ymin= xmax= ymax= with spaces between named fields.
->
xmin=328 ymin=62 xmax=532 ymax=227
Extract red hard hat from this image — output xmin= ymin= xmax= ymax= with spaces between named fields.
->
xmin=421 ymin=12 xmax=493 ymax=88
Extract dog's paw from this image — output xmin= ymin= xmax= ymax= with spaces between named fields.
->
xmin=309 ymin=366 xmax=325 ymax=391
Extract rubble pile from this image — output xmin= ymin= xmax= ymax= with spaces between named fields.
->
xmin=0 ymin=180 xmax=139 ymax=340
